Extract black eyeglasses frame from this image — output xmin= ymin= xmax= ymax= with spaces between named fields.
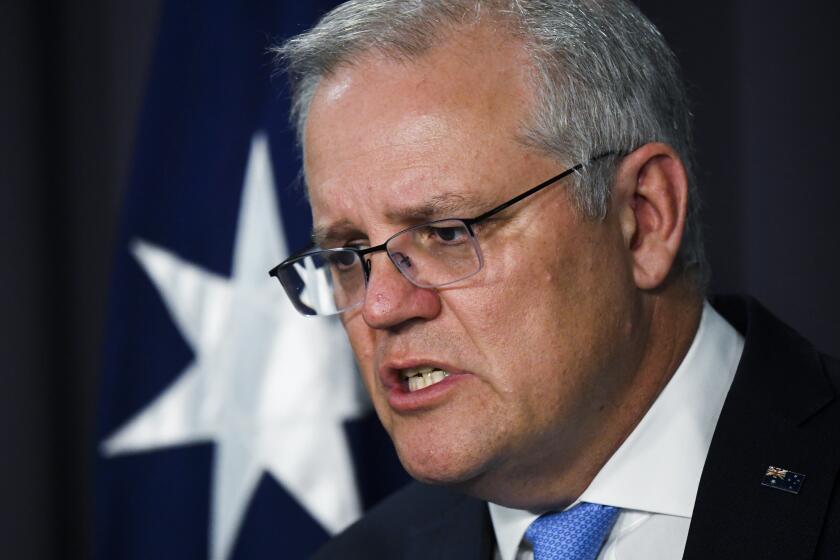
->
xmin=268 ymin=161 xmax=590 ymax=283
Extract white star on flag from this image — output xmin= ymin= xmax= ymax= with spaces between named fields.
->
xmin=102 ymin=133 xmax=366 ymax=560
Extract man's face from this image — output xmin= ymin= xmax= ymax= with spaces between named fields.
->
xmin=304 ymin=26 xmax=645 ymax=505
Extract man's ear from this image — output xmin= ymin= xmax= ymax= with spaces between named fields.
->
xmin=613 ymin=143 xmax=688 ymax=290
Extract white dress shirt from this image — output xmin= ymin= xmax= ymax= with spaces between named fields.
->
xmin=489 ymin=302 xmax=745 ymax=560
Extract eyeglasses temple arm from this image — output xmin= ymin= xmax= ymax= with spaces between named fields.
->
xmin=465 ymin=151 xmax=618 ymax=225
xmin=467 ymin=164 xmax=583 ymax=224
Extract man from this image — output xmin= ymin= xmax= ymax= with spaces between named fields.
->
xmin=270 ymin=1 xmax=840 ymax=557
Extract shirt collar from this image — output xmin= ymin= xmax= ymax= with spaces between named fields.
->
xmin=489 ymin=301 xmax=745 ymax=560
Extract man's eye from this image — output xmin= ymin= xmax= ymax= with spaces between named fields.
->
xmin=328 ymin=250 xmax=359 ymax=270
xmin=429 ymin=226 xmax=467 ymax=244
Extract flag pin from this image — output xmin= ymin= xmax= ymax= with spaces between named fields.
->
xmin=761 ymin=465 xmax=805 ymax=494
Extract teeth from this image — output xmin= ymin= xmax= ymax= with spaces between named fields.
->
xmin=401 ymin=367 xmax=450 ymax=392
xmin=399 ymin=366 xmax=436 ymax=380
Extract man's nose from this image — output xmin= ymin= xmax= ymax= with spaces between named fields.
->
xmin=361 ymin=252 xmax=441 ymax=330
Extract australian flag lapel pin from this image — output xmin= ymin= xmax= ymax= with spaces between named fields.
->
xmin=761 ymin=465 xmax=805 ymax=494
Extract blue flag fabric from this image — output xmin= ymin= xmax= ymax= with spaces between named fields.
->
xmin=95 ymin=2 xmax=407 ymax=559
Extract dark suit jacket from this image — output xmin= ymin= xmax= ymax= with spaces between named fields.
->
xmin=314 ymin=297 xmax=840 ymax=559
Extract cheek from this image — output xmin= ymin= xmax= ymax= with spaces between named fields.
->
xmin=463 ymin=223 xmax=626 ymax=390
xmin=467 ymin=234 xmax=575 ymax=345
xmin=449 ymin=273 xmax=563 ymax=405
xmin=342 ymin=315 xmax=378 ymax=389
xmin=343 ymin=316 xmax=400 ymax=434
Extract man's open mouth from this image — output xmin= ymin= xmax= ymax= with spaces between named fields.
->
xmin=399 ymin=366 xmax=450 ymax=392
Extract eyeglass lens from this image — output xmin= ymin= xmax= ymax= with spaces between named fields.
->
xmin=276 ymin=219 xmax=482 ymax=316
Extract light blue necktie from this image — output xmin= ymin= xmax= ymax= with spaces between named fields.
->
xmin=525 ymin=502 xmax=619 ymax=560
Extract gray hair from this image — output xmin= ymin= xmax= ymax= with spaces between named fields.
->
xmin=274 ymin=0 xmax=708 ymax=288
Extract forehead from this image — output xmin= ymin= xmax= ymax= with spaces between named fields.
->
xmin=302 ymin=24 xmax=543 ymax=239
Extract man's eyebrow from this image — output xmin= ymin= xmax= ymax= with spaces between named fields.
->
xmin=311 ymin=192 xmax=487 ymax=247
xmin=311 ymin=220 xmax=363 ymax=247
xmin=384 ymin=191 xmax=485 ymax=222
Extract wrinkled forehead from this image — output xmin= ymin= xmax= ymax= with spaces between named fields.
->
xmin=301 ymin=25 xmax=541 ymax=235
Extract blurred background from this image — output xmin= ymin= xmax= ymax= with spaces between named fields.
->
xmin=1 ymin=1 xmax=838 ymax=559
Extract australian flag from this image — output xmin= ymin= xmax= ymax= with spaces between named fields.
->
xmin=95 ymin=2 xmax=406 ymax=559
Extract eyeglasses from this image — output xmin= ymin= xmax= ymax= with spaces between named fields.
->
xmin=269 ymin=162 xmax=586 ymax=317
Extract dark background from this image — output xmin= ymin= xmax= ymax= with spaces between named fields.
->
xmin=2 ymin=1 xmax=838 ymax=558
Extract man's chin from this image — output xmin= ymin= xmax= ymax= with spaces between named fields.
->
xmin=382 ymin=404 xmax=501 ymax=489
xmin=394 ymin=445 xmax=485 ymax=488
xmin=395 ymin=441 xmax=542 ymax=506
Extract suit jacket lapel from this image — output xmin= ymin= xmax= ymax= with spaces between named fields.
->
xmin=404 ymin=492 xmax=494 ymax=560
xmin=684 ymin=297 xmax=840 ymax=559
